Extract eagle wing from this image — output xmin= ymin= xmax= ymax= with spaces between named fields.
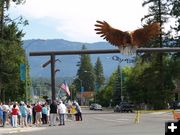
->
xmin=131 ymin=22 xmax=160 ymax=47
xmin=94 ymin=20 xmax=132 ymax=47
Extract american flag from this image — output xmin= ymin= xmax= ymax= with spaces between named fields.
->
xmin=60 ymin=81 xmax=70 ymax=96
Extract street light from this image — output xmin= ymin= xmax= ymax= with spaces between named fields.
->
xmin=74 ymin=77 xmax=83 ymax=105
xmin=83 ymin=70 xmax=96 ymax=102
xmin=111 ymin=55 xmax=135 ymax=101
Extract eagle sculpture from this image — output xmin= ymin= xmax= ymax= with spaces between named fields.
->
xmin=94 ymin=20 xmax=160 ymax=53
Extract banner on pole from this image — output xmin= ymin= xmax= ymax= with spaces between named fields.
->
xmin=20 ymin=63 xmax=26 ymax=81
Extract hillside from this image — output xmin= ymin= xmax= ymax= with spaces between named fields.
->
xmin=23 ymin=39 xmax=134 ymax=78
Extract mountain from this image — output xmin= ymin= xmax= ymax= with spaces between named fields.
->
xmin=23 ymin=39 xmax=135 ymax=78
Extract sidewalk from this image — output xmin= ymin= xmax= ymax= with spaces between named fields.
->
xmin=0 ymin=126 xmax=46 ymax=135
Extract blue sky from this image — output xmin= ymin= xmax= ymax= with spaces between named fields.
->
xmin=8 ymin=0 xmax=148 ymax=43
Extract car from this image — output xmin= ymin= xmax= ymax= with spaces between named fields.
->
xmin=89 ymin=103 xmax=95 ymax=110
xmin=89 ymin=103 xmax=103 ymax=111
xmin=114 ymin=102 xmax=134 ymax=113
xmin=169 ymin=101 xmax=180 ymax=109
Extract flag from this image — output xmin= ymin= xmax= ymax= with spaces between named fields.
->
xmin=60 ymin=81 xmax=70 ymax=96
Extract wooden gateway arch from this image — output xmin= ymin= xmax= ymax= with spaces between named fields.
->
xmin=30 ymin=48 xmax=180 ymax=101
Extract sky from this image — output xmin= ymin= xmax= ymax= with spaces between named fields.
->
xmin=8 ymin=0 xmax=148 ymax=43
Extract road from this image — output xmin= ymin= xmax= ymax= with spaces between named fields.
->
xmin=2 ymin=108 xmax=174 ymax=135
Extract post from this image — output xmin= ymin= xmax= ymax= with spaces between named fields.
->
xmin=75 ymin=77 xmax=83 ymax=105
xmin=120 ymin=65 xmax=123 ymax=101
xmin=25 ymin=62 xmax=28 ymax=103
xmin=51 ymin=54 xmax=56 ymax=101
xmin=25 ymin=49 xmax=29 ymax=103
xmin=80 ymin=79 xmax=83 ymax=105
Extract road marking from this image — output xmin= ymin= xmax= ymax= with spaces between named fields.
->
xmin=92 ymin=116 xmax=131 ymax=123
xmin=116 ymin=118 xmax=129 ymax=121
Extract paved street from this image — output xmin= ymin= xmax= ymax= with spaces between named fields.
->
xmin=0 ymin=108 xmax=175 ymax=135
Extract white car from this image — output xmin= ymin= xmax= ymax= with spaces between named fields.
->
xmin=89 ymin=103 xmax=102 ymax=111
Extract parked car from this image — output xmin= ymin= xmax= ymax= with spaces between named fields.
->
xmin=169 ymin=101 xmax=180 ymax=109
xmin=114 ymin=102 xmax=134 ymax=113
xmin=89 ymin=103 xmax=103 ymax=111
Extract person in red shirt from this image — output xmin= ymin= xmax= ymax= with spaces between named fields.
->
xmin=11 ymin=104 xmax=19 ymax=128
xmin=35 ymin=102 xmax=42 ymax=126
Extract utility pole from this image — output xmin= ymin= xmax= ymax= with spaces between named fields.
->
xmin=51 ymin=54 xmax=56 ymax=101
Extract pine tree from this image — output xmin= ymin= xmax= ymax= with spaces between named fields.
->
xmin=140 ymin=0 xmax=174 ymax=109
xmin=0 ymin=0 xmax=25 ymax=38
xmin=94 ymin=57 xmax=105 ymax=90
xmin=75 ymin=45 xmax=95 ymax=92
xmin=113 ymin=65 xmax=122 ymax=104
xmin=170 ymin=0 xmax=180 ymax=46
xmin=0 ymin=0 xmax=27 ymax=102
xmin=169 ymin=0 xmax=180 ymax=100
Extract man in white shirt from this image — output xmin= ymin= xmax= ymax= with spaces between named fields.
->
xmin=58 ymin=101 xmax=66 ymax=126
xmin=2 ymin=103 xmax=9 ymax=127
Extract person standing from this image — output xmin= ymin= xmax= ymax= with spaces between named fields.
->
xmin=27 ymin=104 xmax=32 ymax=126
xmin=2 ymin=103 xmax=9 ymax=127
xmin=32 ymin=104 xmax=36 ymax=124
xmin=11 ymin=104 xmax=19 ymax=128
xmin=73 ymin=101 xmax=82 ymax=121
xmin=49 ymin=100 xmax=57 ymax=126
xmin=19 ymin=101 xmax=28 ymax=127
xmin=0 ymin=103 xmax=3 ymax=126
xmin=58 ymin=101 xmax=67 ymax=126
xmin=42 ymin=104 xmax=48 ymax=124
xmin=47 ymin=103 xmax=50 ymax=124
xmin=34 ymin=102 xmax=42 ymax=127
xmin=66 ymin=100 xmax=73 ymax=120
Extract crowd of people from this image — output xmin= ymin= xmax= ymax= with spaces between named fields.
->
xmin=0 ymin=100 xmax=82 ymax=128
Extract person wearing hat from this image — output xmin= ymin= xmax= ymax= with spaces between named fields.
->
xmin=58 ymin=100 xmax=67 ymax=126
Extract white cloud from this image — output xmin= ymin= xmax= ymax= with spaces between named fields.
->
xmin=9 ymin=0 xmax=148 ymax=42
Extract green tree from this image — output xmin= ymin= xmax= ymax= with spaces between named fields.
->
xmin=94 ymin=57 xmax=105 ymax=90
xmin=140 ymin=0 xmax=173 ymax=109
xmin=0 ymin=23 xmax=26 ymax=102
xmin=75 ymin=45 xmax=95 ymax=92
xmin=124 ymin=56 xmax=175 ymax=109
xmin=0 ymin=0 xmax=27 ymax=102
xmin=112 ymin=65 xmax=122 ymax=104
xmin=0 ymin=0 xmax=26 ymax=38
xmin=96 ymin=71 xmax=115 ymax=107
xmin=96 ymin=65 xmax=127 ymax=106
xmin=170 ymin=0 xmax=180 ymax=41
xmin=169 ymin=0 xmax=180 ymax=100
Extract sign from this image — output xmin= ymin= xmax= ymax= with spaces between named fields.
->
xmin=20 ymin=63 xmax=26 ymax=81
xmin=81 ymin=86 xmax=84 ymax=93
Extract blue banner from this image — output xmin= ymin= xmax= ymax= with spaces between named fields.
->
xmin=20 ymin=63 xmax=26 ymax=81
xmin=81 ymin=86 xmax=84 ymax=93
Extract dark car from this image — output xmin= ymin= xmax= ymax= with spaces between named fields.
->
xmin=169 ymin=101 xmax=180 ymax=109
xmin=89 ymin=103 xmax=103 ymax=111
xmin=114 ymin=102 xmax=134 ymax=113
